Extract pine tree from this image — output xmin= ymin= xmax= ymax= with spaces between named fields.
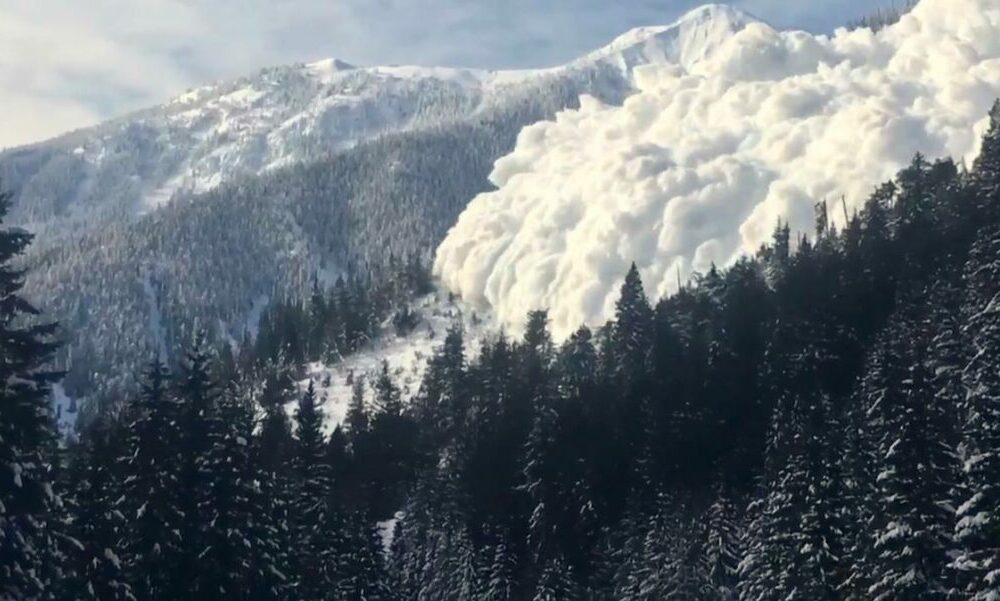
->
xmin=533 ymin=553 xmax=579 ymax=601
xmin=62 ymin=419 xmax=131 ymax=600
xmin=119 ymin=359 xmax=185 ymax=600
xmin=865 ymin=315 xmax=958 ymax=601
xmin=704 ymin=485 xmax=745 ymax=600
xmin=482 ymin=534 xmax=516 ymax=601
xmin=972 ymin=100 xmax=1000 ymax=214
xmin=308 ymin=276 xmax=329 ymax=361
xmin=338 ymin=509 xmax=395 ymax=601
xmin=345 ymin=375 xmax=370 ymax=446
xmin=612 ymin=263 xmax=654 ymax=375
xmin=415 ymin=324 xmax=466 ymax=449
xmin=292 ymin=381 xmax=342 ymax=600
xmin=953 ymin=229 xmax=1000 ymax=600
xmin=174 ymin=334 xmax=220 ymax=598
xmin=199 ymin=383 xmax=287 ymax=600
xmin=251 ymin=389 xmax=296 ymax=600
xmin=838 ymin=390 xmax=878 ymax=601
xmin=0 ymin=189 xmax=65 ymax=600
xmin=738 ymin=391 xmax=841 ymax=601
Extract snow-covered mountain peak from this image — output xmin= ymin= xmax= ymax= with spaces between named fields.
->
xmin=304 ymin=57 xmax=358 ymax=80
xmin=579 ymin=3 xmax=757 ymax=73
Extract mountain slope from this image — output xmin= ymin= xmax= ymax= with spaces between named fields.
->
xmin=1 ymin=4 xmax=754 ymax=236
xmin=0 ymin=5 xmax=756 ymax=407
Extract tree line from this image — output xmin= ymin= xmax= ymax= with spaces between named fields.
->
xmin=4 ymin=104 xmax=1000 ymax=600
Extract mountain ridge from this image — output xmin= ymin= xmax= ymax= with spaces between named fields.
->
xmin=0 ymin=4 xmax=756 ymax=407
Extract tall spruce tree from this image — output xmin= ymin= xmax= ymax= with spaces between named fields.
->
xmin=865 ymin=315 xmax=959 ymax=601
xmin=174 ymin=334 xmax=220 ymax=598
xmin=62 ymin=418 xmax=131 ymax=601
xmin=0 ymin=189 xmax=65 ymax=600
xmin=199 ymin=382 xmax=287 ymax=600
xmin=953 ymin=229 xmax=1000 ymax=600
xmin=119 ymin=359 xmax=184 ymax=600
xmin=292 ymin=381 xmax=343 ymax=600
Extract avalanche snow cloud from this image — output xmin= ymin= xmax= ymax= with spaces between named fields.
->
xmin=434 ymin=0 xmax=1000 ymax=339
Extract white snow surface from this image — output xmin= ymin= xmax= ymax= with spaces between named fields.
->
xmin=51 ymin=384 xmax=78 ymax=439
xmin=434 ymin=0 xmax=1000 ymax=340
xmin=294 ymin=292 xmax=493 ymax=433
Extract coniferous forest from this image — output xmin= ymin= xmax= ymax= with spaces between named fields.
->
xmin=3 ymin=100 xmax=1000 ymax=600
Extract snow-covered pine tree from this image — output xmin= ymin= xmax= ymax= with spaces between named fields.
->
xmin=118 ymin=359 xmax=185 ymax=599
xmin=337 ymin=509 xmax=395 ymax=601
xmin=704 ymin=484 xmax=745 ymax=600
xmin=533 ymin=553 xmax=579 ymax=601
xmin=0 ymin=188 xmax=65 ymax=600
xmin=198 ymin=381 xmax=288 ymax=600
xmin=174 ymin=334 xmax=220 ymax=598
xmin=62 ymin=418 xmax=131 ymax=600
xmin=837 ymin=389 xmax=878 ymax=601
xmin=865 ymin=314 xmax=959 ymax=601
xmin=292 ymin=380 xmax=343 ymax=600
xmin=307 ymin=276 xmax=329 ymax=361
xmin=632 ymin=497 xmax=713 ymax=601
xmin=953 ymin=228 xmax=1000 ymax=601
xmin=481 ymin=533 xmax=516 ymax=601
xmin=414 ymin=323 xmax=466 ymax=450
xmin=345 ymin=375 xmax=370 ymax=447
xmin=738 ymin=391 xmax=840 ymax=600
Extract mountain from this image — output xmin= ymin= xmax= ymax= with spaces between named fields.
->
xmin=0 ymin=4 xmax=752 ymax=236
xmin=0 ymin=5 xmax=755 ymax=408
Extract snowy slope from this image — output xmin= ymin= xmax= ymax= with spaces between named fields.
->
xmin=1 ymin=4 xmax=756 ymax=235
xmin=294 ymin=292 xmax=494 ymax=433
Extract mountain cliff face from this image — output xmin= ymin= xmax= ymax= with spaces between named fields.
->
xmin=0 ymin=5 xmax=755 ymax=404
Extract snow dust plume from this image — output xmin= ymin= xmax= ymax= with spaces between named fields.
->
xmin=434 ymin=0 xmax=1000 ymax=340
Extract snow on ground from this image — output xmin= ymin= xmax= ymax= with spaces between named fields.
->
xmin=51 ymin=384 xmax=79 ymax=440
xmin=376 ymin=511 xmax=405 ymax=556
xmin=140 ymin=265 xmax=169 ymax=360
xmin=293 ymin=291 xmax=495 ymax=433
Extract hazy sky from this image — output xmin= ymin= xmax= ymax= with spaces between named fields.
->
xmin=1 ymin=0 xmax=880 ymax=148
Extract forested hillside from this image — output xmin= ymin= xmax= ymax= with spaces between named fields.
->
xmin=2 ymin=5 xmax=731 ymax=408
xmin=18 ymin=70 xmax=621 ymax=408
xmin=4 ymin=98 xmax=1000 ymax=600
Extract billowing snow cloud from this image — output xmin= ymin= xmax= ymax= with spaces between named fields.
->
xmin=434 ymin=0 xmax=1000 ymax=339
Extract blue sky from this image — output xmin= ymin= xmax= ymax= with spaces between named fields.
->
xmin=1 ymin=0 xmax=884 ymax=148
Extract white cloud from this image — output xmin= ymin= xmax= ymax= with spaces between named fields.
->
xmin=2 ymin=0 xmax=881 ymax=148
xmin=433 ymin=0 xmax=1000 ymax=340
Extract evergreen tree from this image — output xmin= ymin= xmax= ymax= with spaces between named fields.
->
xmin=533 ymin=553 xmax=579 ymax=601
xmin=62 ymin=419 xmax=131 ymax=600
xmin=972 ymin=100 xmax=1000 ymax=215
xmin=199 ymin=383 xmax=287 ymax=600
xmin=953 ymin=229 xmax=1000 ymax=600
xmin=174 ymin=334 xmax=220 ymax=598
xmin=865 ymin=316 xmax=958 ymax=601
xmin=612 ymin=263 xmax=654 ymax=375
xmin=0 ymin=189 xmax=65 ymax=600
xmin=119 ymin=359 xmax=185 ymax=600
xmin=292 ymin=381 xmax=343 ymax=600
xmin=481 ymin=535 xmax=516 ymax=601
xmin=345 ymin=375 xmax=370 ymax=446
